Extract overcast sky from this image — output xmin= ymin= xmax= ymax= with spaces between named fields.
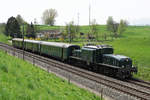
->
xmin=0 ymin=0 xmax=150 ymax=25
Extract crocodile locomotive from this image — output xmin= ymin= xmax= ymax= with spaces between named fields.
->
xmin=12 ymin=38 xmax=137 ymax=79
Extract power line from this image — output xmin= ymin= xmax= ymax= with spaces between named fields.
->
xmin=89 ymin=3 xmax=91 ymax=26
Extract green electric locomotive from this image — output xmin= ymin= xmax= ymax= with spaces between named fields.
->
xmin=71 ymin=45 xmax=137 ymax=79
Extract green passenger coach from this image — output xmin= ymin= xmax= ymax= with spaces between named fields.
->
xmin=12 ymin=38 xmax=23 ymax=49
xmin=12 ymin=38 xmax=80 ymax=61
xmin=40 ymin=41 xmax=80 ymax=60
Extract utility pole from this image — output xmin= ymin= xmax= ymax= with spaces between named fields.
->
xmin=68 ymin=25 xmax=71 ymax=43
xmin=89 ymin=2 xmax=91 ymax=42
xmin=77 ymin=12 xmax=80 ymax=41
xmin=23 ymin=23 xmax=25 ymax=60
xmin=34 ymin=18 xmax=37 ymax=39
xmin=76 ymin=12 xmax=80 ymax=36
xmin=78 ymin=12 xmax=80 ymax=26
xmin=89 ymin=3 xmax=91 ymax=26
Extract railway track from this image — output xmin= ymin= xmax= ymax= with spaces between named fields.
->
xmin=128 ymin=78 xmax=150 ymax=90
xmin=0 ymin=42 xmax=150 ymax=100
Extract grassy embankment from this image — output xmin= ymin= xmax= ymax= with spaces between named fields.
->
xmin=37 ymin=25 xmax=150 ymax=81
xmin=0 ymin=33 xmax=10 ymax=44
xmin=0 ymin=50 xmax=102 ymax=100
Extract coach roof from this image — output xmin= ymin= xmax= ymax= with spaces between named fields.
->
xmin=12 ymin=38 xmax=23 ymax=41
xmin=13 ymin=38 xmax=41 ymax=43
xmin=12 ymin=38 xmax=80 ymax=48
xmin=41 ymin=41 xmax=80 ymax=48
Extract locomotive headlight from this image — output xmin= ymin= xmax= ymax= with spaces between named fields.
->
xmin=122 ymin=65 xmax=124 ymax=68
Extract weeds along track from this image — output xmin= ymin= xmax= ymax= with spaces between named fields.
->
xmin=0 ymin=42 xmax=150 ymax=100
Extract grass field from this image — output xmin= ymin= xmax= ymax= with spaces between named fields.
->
xmin=37 ymin=25 xmax=61 ymax=31
xmin=0 ymin=50 xmax=102 ymax=100
xmin=104 ymin=26 xmax=150 ymax=80
xmin=77 ymin=25 xmax=150 ymax=81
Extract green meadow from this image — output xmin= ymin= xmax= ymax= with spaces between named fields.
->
xmin=104 ymin=26 xmax=150 ymax=80
xmin=0 ymin=50 xmax=102 ymax=100
xmin=37 ymin=25 xmax=61 ymax=31
xmin=79 ymin=25 xmax=150 ymax=81
xmin=80 ymin=25 xmax=150 ymax=81
xmin=37 ymin=25 xmax=150 ymax=81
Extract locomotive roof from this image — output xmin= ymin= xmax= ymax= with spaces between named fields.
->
xmin=97 ymin=45 xmax=113 ymax=48
xmin=83 ymin=45 xmax=102 ymax=49
xmin=103 ymin=54 xmax=130 ymax=61
xmin=83 ymin=45 xmax=112 ymax=49
xmin=12 ymin=38 xmax=80 ymax=48
xmin=82 ymin=47 xmax=97 ymax=51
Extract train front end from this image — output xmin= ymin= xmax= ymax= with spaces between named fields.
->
xmin=116 ymin=57 xmax=137 ymax=79
xmin=103 ymin=54 xmax=138 ymax=79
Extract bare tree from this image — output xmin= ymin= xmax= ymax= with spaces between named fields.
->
xmin=118 ymin=19 xmax=128 ymax=35
xmin=106 ymin=16 xmax=119 ymax=38
xmin=91 ymin=19 xmax=99 ymax=41
xmin=42 ymin=8 xmax=58 ymax=26
xmin=66 ymin=21 xmax=76 ymax=43
xmin=44 ymin=32 xmax=50 ymax=40
xmin=16 ymin=14 xmax=26 ymax=25
xmin=34 ymin=18 xmax=40 ymax=33
xmin=60 ymin=27 xmax=67 ymax=42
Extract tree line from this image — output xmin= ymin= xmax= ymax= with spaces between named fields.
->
xmin=0 ymin=8 xmax=128 ymax=42
xmin=41 ymin=9 xmax=128 ymax=42
xmin=0 ymin=8 xmax=58 ymax=39
xmin=63 ymin=17 xmax=128 ymax=42
xmin=107 ymin=16 xmax=128 ymax=38
xmin=2 ymin=15 xmax=37 ymax=38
